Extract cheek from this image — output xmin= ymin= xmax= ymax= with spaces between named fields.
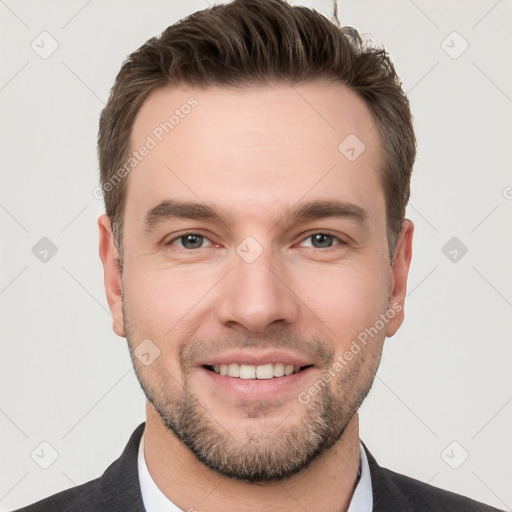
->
xmin=123 ymin=263 xmax=219 ymax=339
xmin=293 ymin=261 xmax=390 ymax=343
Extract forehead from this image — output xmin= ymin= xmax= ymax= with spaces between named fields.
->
xmin=126 ymin=81 xmax=384 ymax=228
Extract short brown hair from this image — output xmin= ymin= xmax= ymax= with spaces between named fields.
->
xmin=98 ymin=0 xmax=416 ymax=265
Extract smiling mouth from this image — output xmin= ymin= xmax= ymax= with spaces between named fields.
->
xmin=203 ymin=363 xmax=314 ymax=379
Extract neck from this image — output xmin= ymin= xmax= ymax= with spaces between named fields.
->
xmin=142 ymin=403 xmax=361 ymax=512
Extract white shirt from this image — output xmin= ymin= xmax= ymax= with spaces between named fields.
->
xmin=138 ymin=431 xmax=373 ymax=511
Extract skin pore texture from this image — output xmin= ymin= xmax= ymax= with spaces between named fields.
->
xmin=98 ymin=81 xmax=413 ymax=512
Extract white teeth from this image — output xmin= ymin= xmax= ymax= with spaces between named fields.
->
xmin=273 ymin=363 xmax=285 ymax=377
xmin=227 ymin=363 xmax=240 ymax=377
xmin=210 ymin=362 xmax=307 ymax=379
xmin=239 ymin=364 xmax=256 ymax=379
xmin=256 ymin=363 xmax=274 ymax=379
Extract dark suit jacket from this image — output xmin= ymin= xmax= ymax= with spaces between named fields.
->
xmin=12 ymin=422 xmax=503 ymax=511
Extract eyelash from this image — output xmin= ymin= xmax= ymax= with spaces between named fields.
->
xmin=166 ymin=232 xmax=347 ymax=251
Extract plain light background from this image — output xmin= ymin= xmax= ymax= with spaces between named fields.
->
xmin=1 ymin=0 xmax=511 ymax=510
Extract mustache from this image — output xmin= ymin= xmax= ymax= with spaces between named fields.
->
xmin=179 ymin=330 xmax=334 ymax=369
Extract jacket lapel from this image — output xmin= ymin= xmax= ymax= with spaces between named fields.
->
xmin=100 ymin=422 xmax=147 ymax=511
xmin=362 ymin=442 xmax=414 ymax=512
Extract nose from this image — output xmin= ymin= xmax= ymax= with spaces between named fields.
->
xmin=215 ymin=244 xmax=300 ymax=334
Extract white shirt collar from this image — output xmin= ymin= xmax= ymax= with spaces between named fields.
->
xmin=137 ymin=431 xmax=373 ymax=512
xmin=350 ymin=442 xmax=373 ymax=511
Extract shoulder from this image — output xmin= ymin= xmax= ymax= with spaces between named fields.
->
xmin=10 ymin=477 xmax=105 ymax=512
xmin=379 ymin=465 xmax=504 ymax=511
xmin=363 ymin=443 xmax=504 ymax=512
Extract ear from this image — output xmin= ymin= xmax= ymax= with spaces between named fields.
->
xmin=98 ymin=214 xmax=126 ymax=337
xmin=385 ymin=219 xmax=414 ymax=338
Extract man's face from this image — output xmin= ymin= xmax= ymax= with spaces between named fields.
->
xmin=99 ymin=81 xmax=412 ymax=482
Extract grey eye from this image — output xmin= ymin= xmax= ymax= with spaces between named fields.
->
xmin=181 ymin=234 xmax=203 ymax=249
xmin=170 ymin=234 xmax=212 ymax=249
xmin=310 ymin=233 xmax=336 ymax=248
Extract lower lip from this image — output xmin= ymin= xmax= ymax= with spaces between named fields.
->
xmin=199 ymin=366 xmax=315 ymax=400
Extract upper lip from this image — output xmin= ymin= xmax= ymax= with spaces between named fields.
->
xmin=198 ymin=350 xmax=314 ymax=368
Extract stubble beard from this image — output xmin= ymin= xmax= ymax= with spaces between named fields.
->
xmin=123 ymin=301 xmax=380 ymax=483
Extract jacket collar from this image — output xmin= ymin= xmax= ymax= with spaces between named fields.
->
xmin=362 ymin=441 xmax=414 ymax=512
xmin=101 ymin=423 xmax=413 ymax=512
xmin=100 ymin=422 xmax=147 ymax=511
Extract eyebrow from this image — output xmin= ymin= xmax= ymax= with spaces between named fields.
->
xmin=142 ymin=198 xmax=368 ymax=232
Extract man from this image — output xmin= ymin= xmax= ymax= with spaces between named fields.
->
xmin=14 ymin=0 xmax=503 ymax=511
